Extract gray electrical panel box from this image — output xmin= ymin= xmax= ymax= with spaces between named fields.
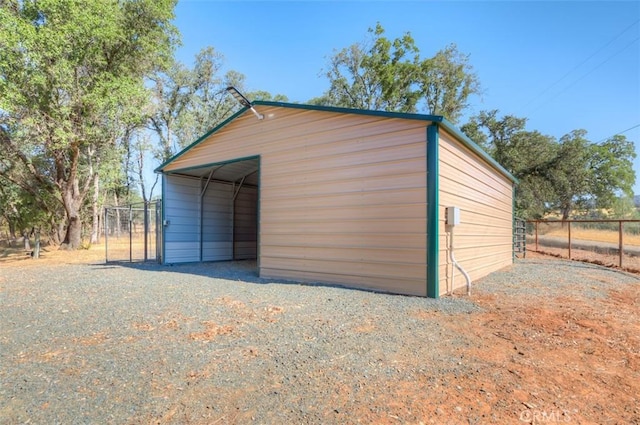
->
xmin=446 ymin=206 xmax=460 ymax=226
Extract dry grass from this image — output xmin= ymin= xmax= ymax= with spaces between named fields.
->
xmin=1 ymin=242 xmax=107 ymax=267
xmin=0 ymin=236 xmax=155 ymax=266
xmin=542 ymin=227 xmax=640 ymax=246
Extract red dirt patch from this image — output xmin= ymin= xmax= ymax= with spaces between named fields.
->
xmin=188 ymin=321 xmax=235 ymax=342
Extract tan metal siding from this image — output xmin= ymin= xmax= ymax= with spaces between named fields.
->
xmin=438 ymin=130 xmax=513 ymax=295
xmin=164 ymin=106 xmax=428 ymax=296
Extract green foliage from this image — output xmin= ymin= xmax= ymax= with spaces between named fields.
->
xmin=463 ymin=111 xmax=637 ymax=220
xmin=610 ymin=196 xmax=636 ymax=219
xmin=248 ymin=91 xmax=289 ymax=103
xmin=0 ymin=0 xmax=179 ymax=248
xmin=317 ymin=23 xmax=480 ymax=123
xmin=419 ymin=44 xmax=480 ymax=123
xmin=148 ymin=47 xmax=287 ymax=162
xmin=588 ymin=135 xmax=636 ymax=208
xmin=552 ymin=131 xmax=592 ymax=219
xmin=149 ymin=47 xmax=244 ymax=161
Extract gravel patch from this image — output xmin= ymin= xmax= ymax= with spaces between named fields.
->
xmin=474 ymin=257 xmax=640 ymax=299
xmin=1 ymin=260 xmax=476 ymax=424
xmin=1 ymin=258 xmax=637 ymax=424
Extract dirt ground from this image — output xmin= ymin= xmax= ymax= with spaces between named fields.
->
xmin=343 ymin=251 xmax=639 ymax=424
xmin=1 ymin=246 xmax=638 ymax=424
xmin=445 ymin=252 xmax=639 ymax=425
xmin=531 ymin=244 xmax=640 ymax=274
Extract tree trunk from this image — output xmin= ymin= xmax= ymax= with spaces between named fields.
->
xmin=8 ymin=221 xmax=16 ymax=246
xmin=114 ymin=192 xmax=121 ymax=238
xmin=90 ymin=173 xmax=100 ymax=244
xmin=32 ymin=229 xmax=40 ymax=259
xmin=51 ymin=220 xmax=65 ymax=246
xmin=56 ymin=144 xmax=92 ymax=250
xmin=61 ymin=215 xmax=82 ymax=249
xmin=59 ymin=181 xmax=84 ymax=250
xmin=23 ymin=230 xmax=31 ymax=251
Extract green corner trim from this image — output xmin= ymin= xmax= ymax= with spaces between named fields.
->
xmin=257 ymin=156 xmax=262 ymax=273
xmin=161 ymin=174 xmax=166 ymax=264
xmin=427 ymin=124 xmax=440 ymax=298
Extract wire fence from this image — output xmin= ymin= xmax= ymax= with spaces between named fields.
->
xmin=104 ymin=202 xmax=161 ymax=262
xmin=526 ymin=219 xmax=640 ymax=272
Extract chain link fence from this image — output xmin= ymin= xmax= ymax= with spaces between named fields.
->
xmin=104 ymin=202 xmax=161 ymax=262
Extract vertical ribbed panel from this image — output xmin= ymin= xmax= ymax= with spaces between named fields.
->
xmin=234 ymin=185 xmax=258 ymax=260
xmin=202 ymin=181 xmax=233 ymax=261
xmin=163 ymin=175 xmax=201 ymax=263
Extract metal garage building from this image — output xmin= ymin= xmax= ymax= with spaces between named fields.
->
xmin=155 ymin=101 xmax=517 ymax=298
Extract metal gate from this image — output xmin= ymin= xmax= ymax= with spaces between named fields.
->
xmin=104 ymin=201 xmax=161 ymax=262
xmin=513 ymin=217 xmax=526 ymax=258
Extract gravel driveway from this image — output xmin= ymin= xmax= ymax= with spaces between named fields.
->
xmin=1 ymin=258 xmax=638 ymax=424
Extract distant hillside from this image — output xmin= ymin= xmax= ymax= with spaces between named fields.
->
xmin=635 ymin=195 xmax=640 ymax=207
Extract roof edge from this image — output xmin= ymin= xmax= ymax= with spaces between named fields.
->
xmin=251 ymin=103 xmax=516 ymax=183
xmin=154 ymin=107 xmax=249 ymax=173
xmin=156 ymin=100 xmax=516 ymax=184
xmin=439 ymin=118 xmax=519 ymax=184
xmin=253 ymin=100 xmax=445 ymax=123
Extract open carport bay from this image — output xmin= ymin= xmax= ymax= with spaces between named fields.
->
xmin=0 ymin=253 xmax=638 ymax=424
xmin=162 ymin=157 xmax=259 ymax=264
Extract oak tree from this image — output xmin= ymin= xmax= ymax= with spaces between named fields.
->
xmin=0 ymin=0 xmax=178 ymax=248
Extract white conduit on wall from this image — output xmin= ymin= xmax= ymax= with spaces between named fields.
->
xmin=446 ymin=206 xmax=472 ymax=295
xmin=449 ymin=227 xmax=472 ymax=295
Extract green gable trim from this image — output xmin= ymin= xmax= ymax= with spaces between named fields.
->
xmin=426 ymin=124 xmax=440 ymax=298
xmin=159 ymin=155 xmax=260 ymax=176
xmin=439 ymin=118 xmax=518 ymax=184
xmin=154 ymin=107 xmax=249 ymax=173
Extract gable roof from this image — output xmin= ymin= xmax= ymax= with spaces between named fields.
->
xmin=155 ymin=101 xmax=517 ymax=183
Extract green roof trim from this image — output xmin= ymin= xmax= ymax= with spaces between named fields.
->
xmin=253 ymin=100 xmax=445 ymax=123
xmin=159 ymin=155 xmax=260 ymax=176
xmin=438 ymin=118 xmax=518 ymax=184
xmin=156 ymin=100 xmax=517 ymax=185
xmin=154 ymin=107 xmax=249 ymax=173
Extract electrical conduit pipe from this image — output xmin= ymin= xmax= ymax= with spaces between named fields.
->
xmin=450 ymin=227 xmax=472 ymax=295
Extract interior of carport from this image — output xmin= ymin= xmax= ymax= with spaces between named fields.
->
xmin=161 ymin=156 xmax=259 ymax=265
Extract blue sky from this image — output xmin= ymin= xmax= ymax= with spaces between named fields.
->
xmin=172 ymin=0 xmax=640 ymax=194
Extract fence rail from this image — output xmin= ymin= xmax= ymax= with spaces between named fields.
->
xmin=526 ymin=219 xmax=640 ymax=271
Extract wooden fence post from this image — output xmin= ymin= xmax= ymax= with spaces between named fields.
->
xmin=619 ymin=221 xmax=623 ymax=268
xmin=568 ymin=221 xmax=572 ymax=260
